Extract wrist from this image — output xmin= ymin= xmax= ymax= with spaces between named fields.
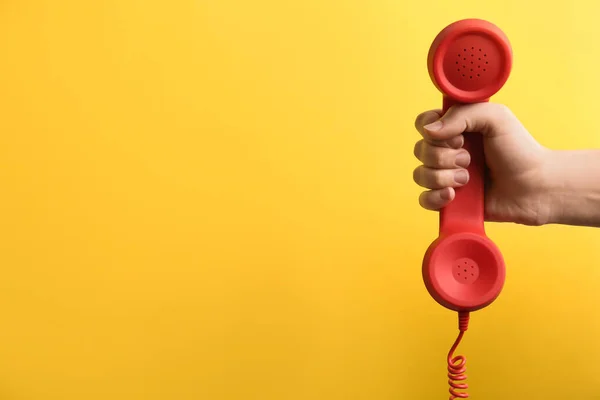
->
xmin=540 ymin=149 xmax=600 ymax=227
xmin=537 ymin=149 xmax=566 ymax=225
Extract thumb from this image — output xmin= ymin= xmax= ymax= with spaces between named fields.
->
xmin=422 ymin=102 xmax=510 ymax=140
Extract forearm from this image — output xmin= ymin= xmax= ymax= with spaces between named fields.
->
xmin=544 ymin=149 xmax=600 ymax=227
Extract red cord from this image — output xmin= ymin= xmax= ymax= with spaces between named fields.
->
xmin=447 ymin=312 xmax=470 ymax=400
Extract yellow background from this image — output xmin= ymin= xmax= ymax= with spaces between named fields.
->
xmin=0 ymin=1 xmax=598 ymax=399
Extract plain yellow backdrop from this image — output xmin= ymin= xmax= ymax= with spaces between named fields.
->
xmin=0 ymin=1 xmax=599 ymax=399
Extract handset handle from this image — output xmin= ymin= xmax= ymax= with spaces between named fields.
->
xmin=439 ymin=96 xmax=487 ymax=236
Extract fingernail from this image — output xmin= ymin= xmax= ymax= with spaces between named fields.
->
xmin=455 ymin=152 xmax=470 ymax=168
xmin=454 ymin=170 xmax=469 ymax=184
xmin=440 ymin=188 xmax=452 ymax=201
xmin=424 ymin=120 xmax=442 ymax=132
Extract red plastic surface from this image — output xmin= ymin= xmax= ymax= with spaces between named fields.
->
xmin=422 ymin=19 xmax=511 ymax=312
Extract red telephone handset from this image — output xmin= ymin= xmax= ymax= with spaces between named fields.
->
xmin=422 ymin=19 xmax=512 ymax=399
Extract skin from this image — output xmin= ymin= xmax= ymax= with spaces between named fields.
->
xmin=413 ymin=103 xmax=600 ymax=227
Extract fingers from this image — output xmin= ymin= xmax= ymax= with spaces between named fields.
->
xmin=414 ymin=109 xmax=463 ymax=149
xmin=419 ymin=188 xmax=455 ymax=211
xmin=414 ymin=109 xmax=442 ymax=136
xmin=413 ymin=104 xmax=512 ymax=212
xmin=413 ymin=165 xmax=469 ymax=189
xmin=412 ymin=134 xmax=470 ymax=211
xmin=413 ymin=139 xmax=470 ymax=169
xmin=421 ymin=102 xmax=514 ymax=141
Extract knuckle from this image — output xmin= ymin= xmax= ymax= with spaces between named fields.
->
xmin=432 ymin=169 xmax=452 ymax=187
xmin=431 ymin=147 xmax=448 ymax=166
xmin=432 ymin=171 xmax=446 ymax=187
xmin=412 ymin=165 xmax=422 ymax=183
xmin=415 ymin=110 xmax=442 ymax=131
xmin=414 ymin=112 xmax=427 ymax=130
xmin=418 ymin=192 xmax=430 ymax=209
xmin=413 ymin=140 xmax=423 ymax=159
xmin=426 ymin=146 xmax=453 ymax=168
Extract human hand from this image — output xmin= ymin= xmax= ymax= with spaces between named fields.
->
xmin=413 ymin=103 xmax=553 ymax=226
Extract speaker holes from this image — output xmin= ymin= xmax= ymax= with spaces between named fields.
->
xmin=484 ymin=54 xmax=487 ymax=57
xmin=477 ymin=74 xmax=480 ymax=77
xmin=483 ymin=69 xmax=486 ymax=71
xmin=486 ymin=61 xmax=489 ymax=64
